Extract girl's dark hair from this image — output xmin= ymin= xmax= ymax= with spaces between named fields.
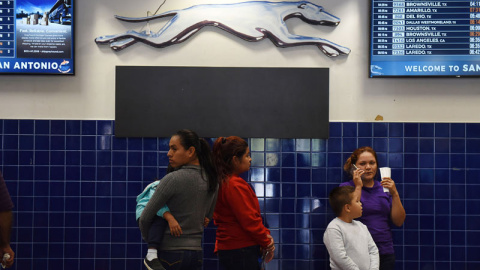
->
xmin=212 ymin=136 xmax=248 ymax=185
xmin=343 ymin=146 xmax=379 ymax=177
xmin=175 ymin=129 xmax=217 ymax=192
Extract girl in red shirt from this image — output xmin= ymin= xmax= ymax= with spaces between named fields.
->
xmin=213 ymin=136 xmax=275 ymax=270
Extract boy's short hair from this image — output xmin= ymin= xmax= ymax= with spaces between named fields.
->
xmin=329 ymin=186 xmax=355 ymax=216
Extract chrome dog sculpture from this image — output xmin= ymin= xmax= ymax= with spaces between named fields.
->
xmin=95 ymin=1 xmax=350 ymax=57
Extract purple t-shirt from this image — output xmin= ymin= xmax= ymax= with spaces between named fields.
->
xmin=340 ymin=180 xmax=394 ymax=255
xmin=0 ymin=171 xmax=14 ymax=212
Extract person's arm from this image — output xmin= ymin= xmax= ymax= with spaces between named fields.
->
xmin=203 ymin=217 xmax=210 ymax=227
xmin=0 ymin=211 xmax=14 ymax=268
xmin=0 ymin=211 xmax=11 ymax=248
xmin=352 ymin=169 xmax=364 ymax=200
xmin=323 ymin=227 xmax=360 ymax=270
xmin=163 ymin=211 xmax=182 ymax=236
xmin=263 ymin=234 xmax=275 ymax=263
xmin=139 ymin=175 xmax=176 ymax=240
xmin=366 ymin=228 xmax=379 ymax=270
xmin=381 ymin=177 xmax=406 ymax=227
xmin=390 ymin=192 xmax=406 ymax=227
xmin=156 ymin=204 xmax=170 ymax=220
xmin=0 ymin=171 xmax=15 ymax=269
xmin=227 ymin=179 xmax=271 ymax=248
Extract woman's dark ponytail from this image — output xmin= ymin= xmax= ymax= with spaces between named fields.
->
xmin=175 ymin=129 xmax=218 ymax=192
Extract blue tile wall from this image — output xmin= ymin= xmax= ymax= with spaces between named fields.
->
xmin=1 ymin=120 xmax=480 ymax=269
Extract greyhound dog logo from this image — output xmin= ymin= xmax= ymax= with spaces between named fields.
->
xmin=370 ymin=65 xmax=383 ymax=76
xmin=95 ymin=1 xmax=350 ymax=57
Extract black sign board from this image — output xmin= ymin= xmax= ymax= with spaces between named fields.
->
xmin=115 ymin=66 xmax=329 ymax=138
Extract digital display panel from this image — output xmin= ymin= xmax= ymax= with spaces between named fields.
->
xmin=370 ymin=0 xmax=480 ymax=77
xmin=0 ymin=0 xmax=73 ymax=75
xmin=116 ymin=66 xmax=330 ymax=138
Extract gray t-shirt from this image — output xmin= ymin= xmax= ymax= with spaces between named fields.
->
xmin=139 ymin=165 xmax=218 ymax=250
xmin=323 ymin=218 xmax=379 ymax=270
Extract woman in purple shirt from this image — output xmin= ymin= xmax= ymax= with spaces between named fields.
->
xmin=340 ymin=146 xmax=406 ymax=270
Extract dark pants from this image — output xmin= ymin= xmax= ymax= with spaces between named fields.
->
xmin=159 ymin=250 xmax=203 ymax=270
xmin=147 ymin=216 xmax=168 ymax=249
xmin=380 ymin=254 xmax=396 ymax=270
xmin=218 ymin=245 xmax=261 ymax=270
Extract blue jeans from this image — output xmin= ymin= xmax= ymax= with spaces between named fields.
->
xmin=159 ymin=250 xmax=203 ymax=270
xmin=218 ymin=245 xmax=261 ymax=270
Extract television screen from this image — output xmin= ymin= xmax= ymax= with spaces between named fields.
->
xmin=0 ymin=0 xmax=74 ymax=75
xmin=115 ymin=66 xmax=330 ymax=138
xmin=370 ymin=0 xmax=480 ymax=77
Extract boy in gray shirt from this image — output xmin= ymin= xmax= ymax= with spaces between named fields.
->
xmin=323 ymin=186 xmax=379 ymax=270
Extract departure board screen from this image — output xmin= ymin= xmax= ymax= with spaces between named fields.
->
xmin=0 ymin=0 xmax=74 ymax=75
xmin=370 ymin=0 xmax=480 ymax=77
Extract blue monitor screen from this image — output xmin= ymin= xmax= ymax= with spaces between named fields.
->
xmin=370 ymin=0 xmax=480 ymax=77
xmin=0 ymin=0 xmax=74 ymax=75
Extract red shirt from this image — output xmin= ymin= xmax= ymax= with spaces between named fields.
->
xmin=213 ymin=175 xmax=271 ymax=251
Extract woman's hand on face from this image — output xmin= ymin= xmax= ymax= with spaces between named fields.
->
xmin=381 ymin=177 xmax=398 ymax=196
xmin=168 ymin=219 xmax=183 ymax=237
xmin=353 ymin=167 xmax=365 ymax=188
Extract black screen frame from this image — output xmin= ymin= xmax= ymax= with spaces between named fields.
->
xmin=115 ymin=66 xmax=330 ymax=139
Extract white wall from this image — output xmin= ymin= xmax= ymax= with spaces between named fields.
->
xmin=0 ymin=0 xmax=478 ymax=122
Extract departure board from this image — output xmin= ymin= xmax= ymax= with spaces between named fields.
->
xmin=0 ymin=1 xmax=15 ymax=58
xmin=370 ymin=0 xmax=480 ymax=77
xmin=0 ymin=0 xmax=73 ymax=75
